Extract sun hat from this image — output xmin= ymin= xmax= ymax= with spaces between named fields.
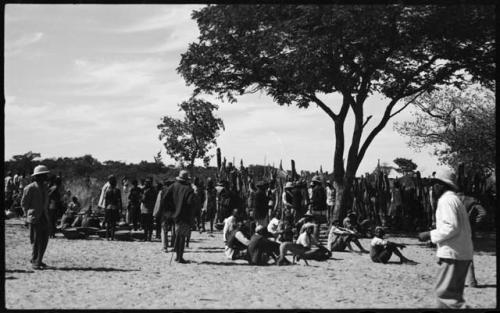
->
xmin=311 ymin=175 xmax=322 ymax=183
xmin=285 ymin=182 xmax=294 ymax=189
xmin=434 ymin=169 xmax=458 ymax=190
xmin=176 ymin=170 xmax=191 ymax=182
xmin=31 ymin=165 xmax=50 ymax=177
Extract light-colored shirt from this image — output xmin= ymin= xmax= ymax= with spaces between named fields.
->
xmin=370 ymin=236 xmax=388 ymax=247
xmin=296 ymin=231 xmax=318 ymax=248
xmin=267 ymin=217 xmax=280 ymax=235
xmin=98 ymin=182 xmax=110 ymax=209
xmin=430 ymin=190 xmax=473 ymax=260
xmin=21 ymin=181 xmax=50 ymax=224
xmin=222 ymin=215 xmax=236 ymax=243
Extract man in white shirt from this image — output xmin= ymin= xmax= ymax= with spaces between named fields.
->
xmin=418 ymin=169 xmax=473 ymax=309
xmin=370 ymin=226 xmax=416 ymax=264
xmin=296 ymin=222 xmax=331 ymax=261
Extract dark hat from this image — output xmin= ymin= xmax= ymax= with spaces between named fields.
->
xmin=374 ymin=226 xmax=385 ymax=238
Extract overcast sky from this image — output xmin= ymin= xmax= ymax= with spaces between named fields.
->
xmin=5 ymin=4 xmax=443 ymax=176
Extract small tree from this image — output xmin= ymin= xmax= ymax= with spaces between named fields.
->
xmin=158 ymin=97 xmax=225 ymax=174
xmin=393 ymin=157 xmax=418 ymax=175
xmin=395 ymin=85 xmax=495 ymax=174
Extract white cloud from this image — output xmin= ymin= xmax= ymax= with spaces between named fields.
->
xmin=116 ymin=6 xmax=203 ymax=33
xmin=5 ymin=32 xmax=44 ymax=56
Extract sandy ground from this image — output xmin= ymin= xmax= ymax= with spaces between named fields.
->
xmin=4 ymin=218 xmax=497 ymax=309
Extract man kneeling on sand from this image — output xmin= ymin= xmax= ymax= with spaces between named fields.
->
xmin=327 ymin=221 xmax=369 ymax=253
xmin=248 ymin=225 xmax=294 ymax=265
xmin=370 ymin=226 xmax=417 ymax=264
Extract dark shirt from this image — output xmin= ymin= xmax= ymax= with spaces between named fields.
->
xmin=254 ymin=189 xmax=268 ymax=219
xmin=105 ymin=187 xmax=122 ymax=210
xmin=310 ymin=184 xmax=327 ymax=211
xmin=247 ymin=233 xmax=280 ymax=265
xmin=141 ymin=186 xmax=157 ymax=213
xmin=48 ymin=185 xmax=62 ymax=211
xmin=162 ymin=180 xmax=194 ymax=225
xmin=128 ymin=186 xmax=142 ymax=205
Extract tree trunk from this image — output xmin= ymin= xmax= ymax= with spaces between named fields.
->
xmin=332 ymin=175 xmax=354 ymax=224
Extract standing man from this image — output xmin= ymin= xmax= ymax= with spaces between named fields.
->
xmin=21 ymin=165 xmax=51 ymax=269
xmin=309 ymin=175 xmax=327 ymax=240
xmin=162 ymin=170 xmax=194 ymax=264
xmin=140 ymin=178 xmax=156 ymax=241
xmin=418 ymin=169 xmax=473 ymax=309
xmin=254 ymin=181 xmax=269 ymax=227
xmin=104 ymin=175 xmax=122 ymax=241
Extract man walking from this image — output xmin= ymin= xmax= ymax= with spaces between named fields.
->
xmin=162 ymin=170 xmax=194 ymax=263
xmin=418 ymin=169 xmax=473 ymax=309
xmin=21 ymin=165 xmax=51 ymax=270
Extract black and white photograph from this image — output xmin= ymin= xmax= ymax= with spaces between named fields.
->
xmin=3 ymin=2 xmax=496 ymax=309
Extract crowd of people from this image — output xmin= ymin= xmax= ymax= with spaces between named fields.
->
xmin=6 ymin=162 xmax=492 ymax=309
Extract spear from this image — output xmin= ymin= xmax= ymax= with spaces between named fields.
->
xmin=291 ymin=159 xmax=297 ymax=181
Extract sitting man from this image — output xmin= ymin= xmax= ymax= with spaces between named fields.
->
xmin=248 ymin=225 xmax=290 ymax=266
xmin=295 ymin=222 xmax=332 ymax=262
xmin=223 ymin=208 xmax=239 ymax=245
xmin=225 ymin=220 xmax=251 ymax=260
xmin=370 ymin=226 xmax=417 ymax=264
xmin=327 ymin=221 xmax=369 ymax=253
xmin=267 ymin=211 xmax=281 ymax=239
xmin=343 ymin=211 xmax=372 ymax=238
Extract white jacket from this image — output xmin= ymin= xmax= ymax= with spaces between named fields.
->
xmin=430 ymin=191 xmax=473 ymax=260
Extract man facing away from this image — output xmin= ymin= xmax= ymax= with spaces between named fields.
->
xmin=21 ymin=165 xmax=51 ymax=270
xmin=161 ymin=170 xmax=194 ymax=264
xmin=418 ymin=169 xmax=473 ymax=309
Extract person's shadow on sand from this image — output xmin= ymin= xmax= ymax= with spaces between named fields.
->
xmin=42 ymin=266 xmax=140 ymax=272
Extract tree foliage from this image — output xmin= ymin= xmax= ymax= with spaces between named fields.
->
xmin=157 ymin=97 xmax=225 ymax=170
xmin=393 ymin=157 xmax=418 ymax=175
xmin=178 ymin=4 xmax=495 ymax=221
xmin=395 ymin=85 xmax=495 ymax=173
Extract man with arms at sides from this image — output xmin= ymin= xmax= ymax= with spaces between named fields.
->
xmin=162 ymin=170 xmax=194 ymax=264
xmin=21 ymin=165 xmax=51 ymax=269
xmin=418 ymin=169 xmax=473 ymax=309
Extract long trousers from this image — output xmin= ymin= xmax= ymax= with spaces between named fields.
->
xmin=435 ymin=258 xmax=471 ymax=308
xmin=29 ymin=222 xmax=50 ymax=265
xmin=48 ymin=209 xmax=58 ymax=236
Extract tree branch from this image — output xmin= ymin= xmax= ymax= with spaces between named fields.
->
xmin=362 ymin=115 xmax=373 ymax=128
xmin=389 ymin=89 xmax=427 ymax=118
xmin=307 ymin=93 xmax=338 ymax=121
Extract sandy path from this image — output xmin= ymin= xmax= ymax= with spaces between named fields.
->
xmin=4 ymin=218 xmax=496 ymax=309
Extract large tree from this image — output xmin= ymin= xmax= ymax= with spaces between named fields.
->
xmin=158 ymin=97 xmax=225 ymax=173
xmin=177 ymin=4 xmax=495 ymax=222
xmin=395 ymin=85 xmax=495 ymax=173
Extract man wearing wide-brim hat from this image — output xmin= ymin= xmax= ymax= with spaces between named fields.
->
xmin=160 ymin=169 xmax=194 ymax=263
xmin=417 ymin=169 xmax=473 ymax=308
xmin=21 ymin=165 xmax=51 ymax=269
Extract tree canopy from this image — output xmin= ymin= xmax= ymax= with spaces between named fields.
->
xmin=178 ymin=4 xmax=495 ymax=221
xmin=157 ymin=97 xmax=225 ymax=171
xmin=395 ymin=85 xmax=495 ymax=173
xmin=393 ymin=157 xmax=418 ymax=175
